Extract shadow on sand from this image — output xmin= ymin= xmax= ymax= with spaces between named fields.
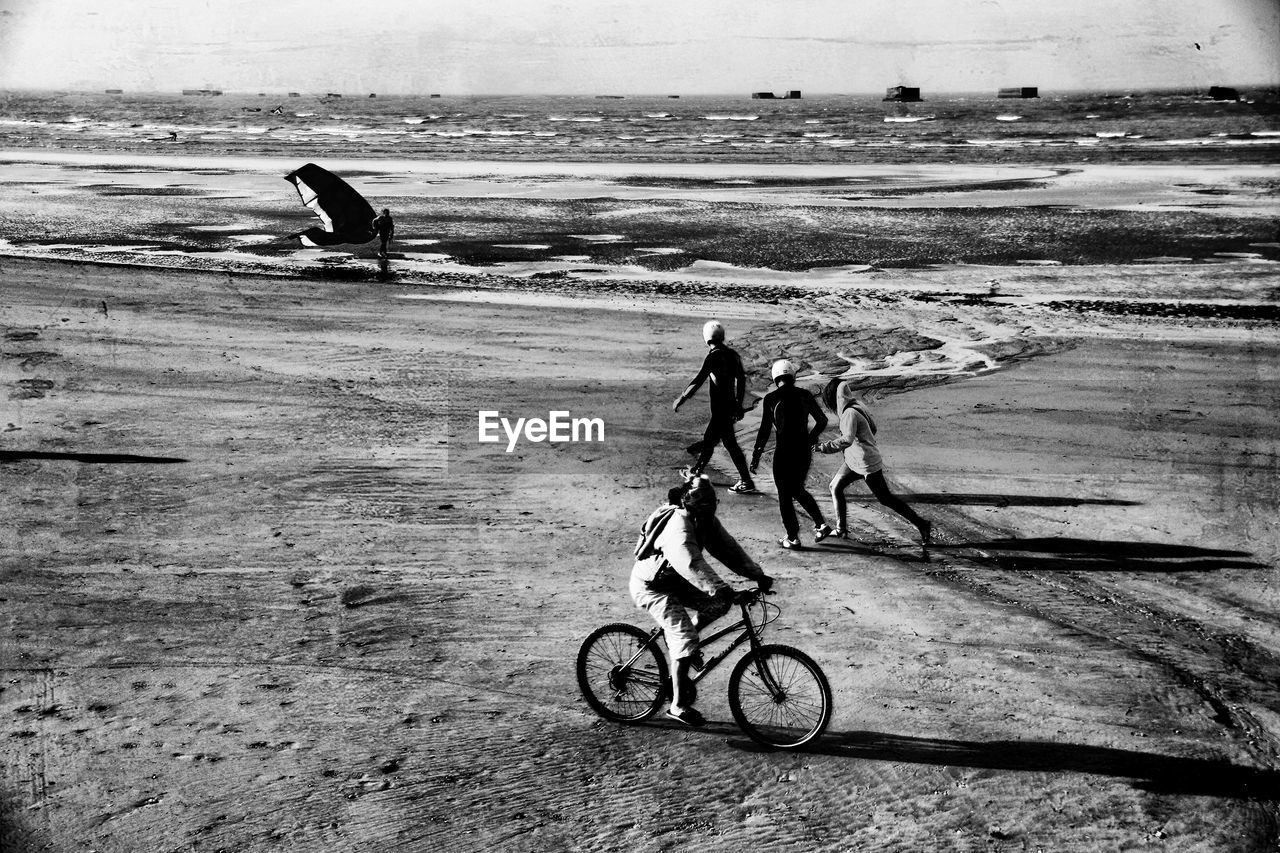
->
xmin=952 ymin=536 xmax=1265 ymax=572
xmin=855 ymin=492 xmax=1141 ymax=508
xmin=0 ymin=785 xmax=45 ymax=853
xmin=0 ymin=450 xmax=187 ymax=464
xmin=736 ymin=730 xmax=1280 ymax=799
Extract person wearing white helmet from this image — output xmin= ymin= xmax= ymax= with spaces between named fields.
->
xmin=816 ymin=378 xmax=932 ymax=549
xmin=672 ymin=320 xmax=757 ymax=494
xmin=751 ymin=359 xmax=833 ymax=549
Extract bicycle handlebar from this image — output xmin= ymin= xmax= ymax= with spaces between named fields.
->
xmin=734 ymin=584 xmax=774 ymax=605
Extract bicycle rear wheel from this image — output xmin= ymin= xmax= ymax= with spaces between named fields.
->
xmin=577 ymin=623 xmax=669 ymax=723
xmin=728 ymin=644 xmax=831 ymax=749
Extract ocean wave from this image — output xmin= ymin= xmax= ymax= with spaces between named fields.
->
xmin=2 ymin=91 xmax=1276 ymax=165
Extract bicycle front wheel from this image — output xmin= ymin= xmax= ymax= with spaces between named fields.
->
xmin=576 ymin=623 xmax=669 ymax=723
xmin=728 ymin=644 xmax=832 ymax=749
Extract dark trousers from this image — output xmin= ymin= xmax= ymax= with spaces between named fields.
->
xmin=688 ymin=411 xmax=752 ymax=482
xmin=831 ymin=466 xmax=927 ymax=531
xmin=774 ymin=451 xmax=824 ymax=538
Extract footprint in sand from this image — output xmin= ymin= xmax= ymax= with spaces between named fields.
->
xmin=12 ymin=378 xmax=55 ymax=399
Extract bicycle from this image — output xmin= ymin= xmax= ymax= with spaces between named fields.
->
xmin=576 ymin=587 xmax=832 ymax=749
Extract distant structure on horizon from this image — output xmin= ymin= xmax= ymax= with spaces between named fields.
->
xmin=1208 ymin=86 xmax=1241 ymax=101
xmin=104 ymin=89 xmax=123 ymax=94
xmin=884 ymin=86 xmax=922 ymax=102
xmin=287 ymin=92 xmax=300 ymax=97
xmin=182 ymin=88 xmax=222 ymax=96
xmin=667 ymin=95 xmax=680 ymax=99
xmin=751 ymin=90 xmax=802 ymax=99
xmin=596 ymin=95 xmax=625 ymax=99
xmin=429 ymin=93 xmax=442 ymax=98
xmin=998 ymin=87 xmax=1039 ymax=99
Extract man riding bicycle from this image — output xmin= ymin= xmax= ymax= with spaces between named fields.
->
xmin=630 ymin=474 xmax=773 ymax=727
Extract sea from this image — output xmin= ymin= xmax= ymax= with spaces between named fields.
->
xmin=1 ymin=89 xmax=1278 ymax=164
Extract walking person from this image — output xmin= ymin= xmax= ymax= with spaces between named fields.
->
xmin=672 ymin=320 xmax=757 ymax=494
xmin=751 ymin=360 xmax=832 ymax=550
xmin=815 ymin=379 xmax=932 ymax=549
xmin=372 ymin=208 xmax=394 ymax=258
xmin=630 ymin=475 xmax=773 ymax=727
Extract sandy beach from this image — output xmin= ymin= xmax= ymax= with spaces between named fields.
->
xmin=0 ymin=131 xmax=1275 ymax=853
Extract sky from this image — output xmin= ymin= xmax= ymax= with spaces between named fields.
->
xmin=0 ymin=0 xmax=1277 ymax=96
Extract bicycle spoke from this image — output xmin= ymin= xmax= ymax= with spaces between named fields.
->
xmin=577 ymin=624 xmax=668 ymax=723
xmin=729 ymin=645 xmax=832 ymax=749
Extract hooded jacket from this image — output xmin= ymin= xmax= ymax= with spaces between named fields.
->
xmin=815 ymin=382 xmax=883 ymax=475
xmin=632 ymin=506 xmax=765 ymax=597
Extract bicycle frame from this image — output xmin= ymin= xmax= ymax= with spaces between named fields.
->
xmin=689 ymin=600 xmax=761 ymax=685
xmin=629 ymin=597 xmax=768 ymax=686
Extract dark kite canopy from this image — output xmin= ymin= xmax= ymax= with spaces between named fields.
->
xmin=284 ymin=163 xmax=376 ymax=246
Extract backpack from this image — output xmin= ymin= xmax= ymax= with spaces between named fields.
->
xmin=634 ymin=505 xmax=678 ymax=560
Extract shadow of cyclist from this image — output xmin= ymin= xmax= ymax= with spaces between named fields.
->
xmin=730 ymin=729 xmax=1280 ymax=799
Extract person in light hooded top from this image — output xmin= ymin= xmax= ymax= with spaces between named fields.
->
xmin=630 ymin=475 xmax=773 ymax=727
xmin=815 ymin=378 xmax=932 ymax=547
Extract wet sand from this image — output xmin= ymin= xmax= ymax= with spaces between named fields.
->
xmin=2 ymin=247 xmax=1279 ymax=851
xmin=2 ymin=152 xmax=1277 ymax=281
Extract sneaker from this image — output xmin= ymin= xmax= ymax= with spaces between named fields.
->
xmin=833 ymin=526 xmax=849 ymax=540
xmin=779 ymin=536 xmax=803 ymax=550
xmin=813 ymin=523 xmax=833 ymax=543
xmin=728 ymin=481 xmax=759 ymax=494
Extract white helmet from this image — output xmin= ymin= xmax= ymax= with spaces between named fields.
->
xmin=702 ymin=320 xmax=725 ymax=344
xmin=771 ymin=359 xmax=796 ymax=382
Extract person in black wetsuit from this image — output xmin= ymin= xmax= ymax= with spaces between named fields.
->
xmin=372 ymin=208 xmax=394 ymax=258
xmin=751 ymin=359 xmax=832 ymax=549
xmin=672 ymin=320 xmax=757 ymax=494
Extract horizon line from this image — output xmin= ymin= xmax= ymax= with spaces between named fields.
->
xmin=4 ymin=83 xmax=1279 ymax=99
